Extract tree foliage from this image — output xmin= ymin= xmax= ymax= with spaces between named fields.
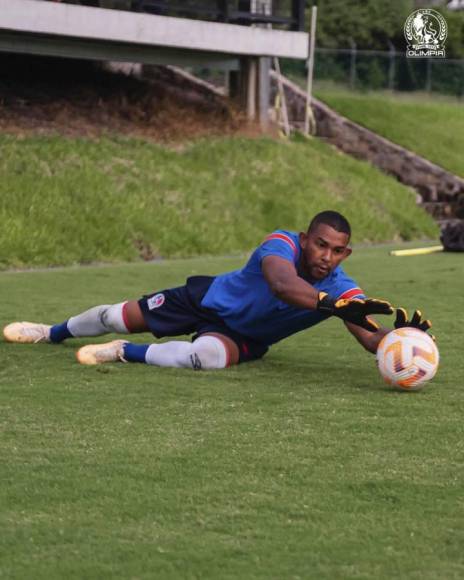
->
xmin=307 ymin=0 xmax=463 ymax=57
xmin=442 ymin=8 xmax=464 ymax=59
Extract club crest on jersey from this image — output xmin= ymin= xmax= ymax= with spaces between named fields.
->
xmin=147 ymin=293 xmax=165 ymax=310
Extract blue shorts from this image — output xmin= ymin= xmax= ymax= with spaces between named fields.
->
xmin=138 ymin=276 xmax=269 ymax=364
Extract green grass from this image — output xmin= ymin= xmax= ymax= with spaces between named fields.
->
xmin=315 ymin=89 xmax=464 ymax=177
xmin=0 ymin=134 xmax=437 ymax=269
xmin=1 ymin=245 xmax=463 ymax=579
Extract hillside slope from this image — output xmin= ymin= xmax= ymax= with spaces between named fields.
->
xmin=316 ymin=90 xmax=464 ymax=178
xmin=0 ymin=134 xmax=438 ymax=268
xmin=0 ymin=56 xmax=439 ymax=268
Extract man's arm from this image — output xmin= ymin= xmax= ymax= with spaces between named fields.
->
xmin=261 ymin=255 xmax=320 ymax=309
xmin=345 ymin=321 xmax=389 ymax=354
xmin=262 ymin=256 xmax=393 ymax=332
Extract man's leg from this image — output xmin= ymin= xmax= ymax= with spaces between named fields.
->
xmin=76 ymin=332 xmax=239 ymax=369
xmin=144 ymin=333 xmax=239 ymax=368
xmin=3 ymin=300 xmax=147 ymax=344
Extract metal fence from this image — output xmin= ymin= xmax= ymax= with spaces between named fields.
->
xmin=284 ymin=47 xmax=464 ymax=98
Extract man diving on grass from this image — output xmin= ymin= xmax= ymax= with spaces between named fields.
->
xmin=3 ymin=211 xmax=434 ymax=370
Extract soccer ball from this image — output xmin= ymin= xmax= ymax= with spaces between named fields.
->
xmin=376 ymin=327 xmax=439 ymax=391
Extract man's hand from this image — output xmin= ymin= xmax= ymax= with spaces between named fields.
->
xmin=317 ymin=292 xmax=393 ymax=332
xmin=394 ymin=308 xmax=434 ymax=339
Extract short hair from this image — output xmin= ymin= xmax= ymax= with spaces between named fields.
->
xmin=308 ymin=211 xmax=351 ymax=238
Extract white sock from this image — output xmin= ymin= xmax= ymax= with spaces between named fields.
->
xmin=145 ymin=341 xmax=193 ymax=367
xmin=67 ymin=303 xmax=129 ymax=337
xmin=145 ymin=336 xmax=228 ymax=370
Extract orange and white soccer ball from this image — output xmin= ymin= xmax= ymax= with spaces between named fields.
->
xmin=376 ymin=327 xmax=439 ymax=390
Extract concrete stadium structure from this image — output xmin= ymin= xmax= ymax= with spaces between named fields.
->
xmin=0 ymin=0 xmax=310 ymax=124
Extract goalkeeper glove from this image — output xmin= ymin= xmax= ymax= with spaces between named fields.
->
xmin=317 ymin=292 xmax=393 ymax=332
xmin=394 ymin=308 xmax=434 ymax=340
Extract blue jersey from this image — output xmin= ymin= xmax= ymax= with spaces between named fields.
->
xmin=201 ymin=230 xmax=365 ymax=345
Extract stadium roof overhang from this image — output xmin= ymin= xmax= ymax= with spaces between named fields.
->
xmin=0 ymin=0 xmax=309 ymax=68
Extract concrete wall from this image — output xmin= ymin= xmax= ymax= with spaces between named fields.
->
xmin=0 ymin=0 xmax=309 ymax=61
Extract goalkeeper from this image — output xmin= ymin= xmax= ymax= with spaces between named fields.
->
xmin=3 ymin=211 xmax=433 ymax=370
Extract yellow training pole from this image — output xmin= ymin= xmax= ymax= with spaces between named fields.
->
xmin=390 ymin=245 xmax=444 ymax=257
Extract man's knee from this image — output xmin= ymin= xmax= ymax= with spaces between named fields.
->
xmin=190 ymin=335 xmax=229 ymax=370
xmin=100 ymin=303 xmax=130 ymax=334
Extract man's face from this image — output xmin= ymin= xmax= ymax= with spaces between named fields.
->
xmin=299 ymin=223 xmax=352 ymax=280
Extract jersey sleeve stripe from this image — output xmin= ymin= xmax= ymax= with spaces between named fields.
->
xmin=338 ymin=287 xmax=364 ymax=300
xmin=264 ymin=233 xmax=298 ymax=256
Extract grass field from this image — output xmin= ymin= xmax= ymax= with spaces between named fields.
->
xmin=0 ymin=134 xmax=437 ymax=269
xmin=1 ymin=245 xmax=463 ymax=579
xmin=315 ymin=89 xmax=464 ymax=178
